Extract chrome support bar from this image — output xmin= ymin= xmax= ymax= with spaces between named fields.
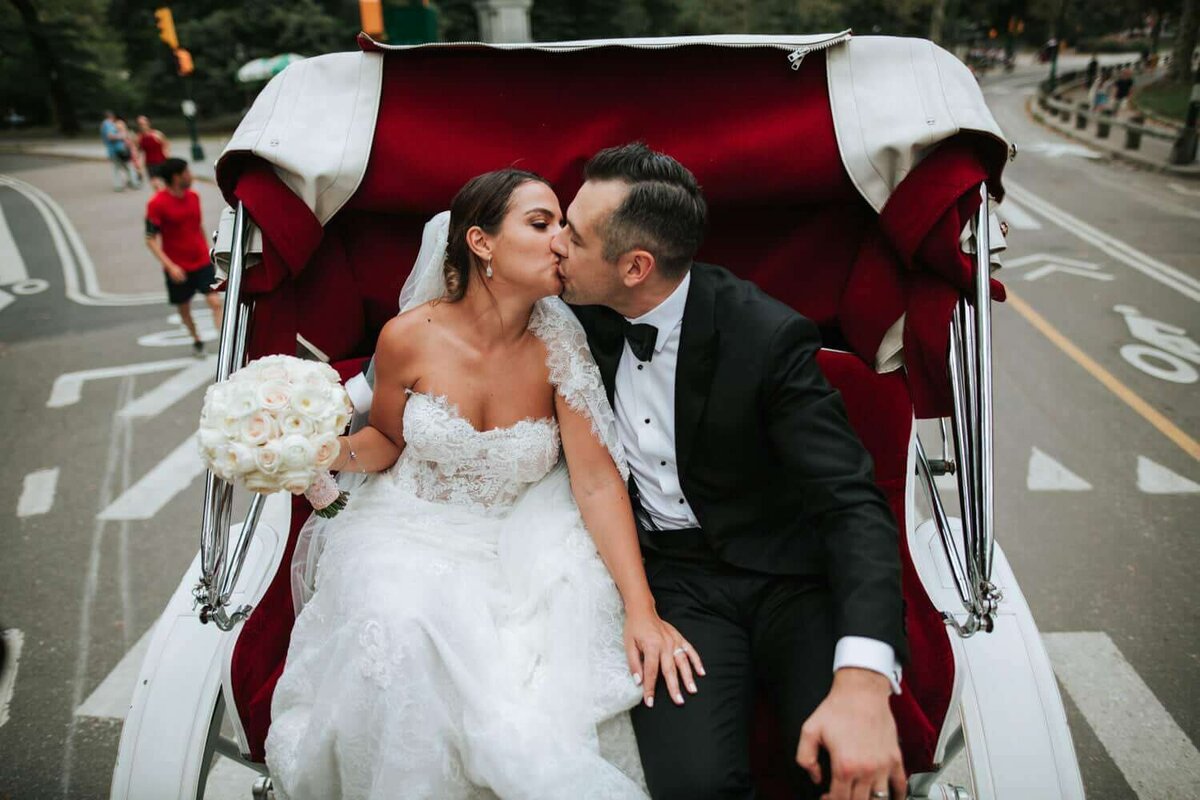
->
xmin=196 ymin=202 xmax=264 ymax=631
xmin=921 ymin=184 xmax=1003 ymax=637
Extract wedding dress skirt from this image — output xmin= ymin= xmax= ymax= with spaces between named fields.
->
xmin=266 ymin=391 xmax=647 ymax=799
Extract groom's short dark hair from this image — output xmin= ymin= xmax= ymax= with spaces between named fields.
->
xmin=583 ymin=142 xmax=706 ymax=277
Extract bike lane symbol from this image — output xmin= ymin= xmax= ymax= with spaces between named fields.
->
xmin=1114 ymin=305 xmax=1200 ymax=384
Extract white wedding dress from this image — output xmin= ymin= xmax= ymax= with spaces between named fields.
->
xmin=265 ymin=291 xmax=649 ymax=799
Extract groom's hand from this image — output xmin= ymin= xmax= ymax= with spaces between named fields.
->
xmin=795 ymin=668 xmax=906 ymax=800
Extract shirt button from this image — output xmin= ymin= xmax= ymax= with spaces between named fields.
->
xmin=637 ymin=364 xmax=644 ymax=371
xmin=660 ymin=460 xmax=666 ymax=466
xmin=644 ymin=418 xmax=651 ymax=424
xmin=678 ymin=498 xmax=685 ymax=504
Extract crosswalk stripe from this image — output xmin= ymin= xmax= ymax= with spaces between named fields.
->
xmin=96 ymin=434 xmax=204 ymax=521
xmin=1044 ymin=632 xmax=1200 ymax=799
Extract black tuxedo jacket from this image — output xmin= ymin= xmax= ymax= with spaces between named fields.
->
xmin=572 ymin=262 xmax=907 ymax=661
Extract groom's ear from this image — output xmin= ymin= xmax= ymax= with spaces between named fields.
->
xmin=622 ymin=250 xmax=657 ymax=288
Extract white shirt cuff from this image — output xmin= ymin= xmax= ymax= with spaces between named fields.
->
xmin=833 ymin=636 xmax=903 ymax=695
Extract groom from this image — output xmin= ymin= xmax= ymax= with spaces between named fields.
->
xmin=554 ymin=143 xmax=908 ymax=800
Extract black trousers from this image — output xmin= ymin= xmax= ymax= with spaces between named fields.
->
xmin=632 ymin=529 xmax=834 ymax=800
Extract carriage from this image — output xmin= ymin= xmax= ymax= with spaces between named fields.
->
xmin=110 ymin=31 xmax=1085 ymax=799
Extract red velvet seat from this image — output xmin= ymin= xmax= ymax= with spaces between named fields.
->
xmin=215 ymin=39 xmax=1006 ymax=786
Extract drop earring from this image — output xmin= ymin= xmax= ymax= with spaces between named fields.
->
xmin=485 ymin=258 xmax=494 ymax=279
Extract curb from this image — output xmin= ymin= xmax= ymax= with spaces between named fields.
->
xmin=0 ymin=143 xmax=218 ymax=184
xmin=1025 ymin=96 xmax=1200 ymax=179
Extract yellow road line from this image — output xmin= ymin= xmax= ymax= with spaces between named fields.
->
xmin=1005 ymin=290 xmax=1200 ymax=461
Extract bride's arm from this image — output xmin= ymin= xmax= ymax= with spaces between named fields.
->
xmin=556 ymin=393 xmax=706 ymax=707
xmin=329 ymin=315 xmax=419 ymax=474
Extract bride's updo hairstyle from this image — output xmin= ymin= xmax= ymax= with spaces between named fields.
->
xmin=443 ymin=168 xmax=551 ymax=302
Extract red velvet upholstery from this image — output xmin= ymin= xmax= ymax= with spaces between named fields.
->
xmin=215 ymin=41 xmax=1005 ymax=772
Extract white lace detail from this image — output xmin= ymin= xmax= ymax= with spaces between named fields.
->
xmin=529 ymin=298 xmax=629 ymax=480
xmin=391 ymin=391 xmax=561 ymax=515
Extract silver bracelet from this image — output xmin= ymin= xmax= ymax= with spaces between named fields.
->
xmin=343 ymin=438 xmax=358 ymax=472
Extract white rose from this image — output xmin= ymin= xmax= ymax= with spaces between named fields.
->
xmin=256 ymin=380 xmax=291 ymax=412
xmin=198 ymin=427 xmax=226 ymax=451
xmin=290 ymin=385 xmax=331 ymax=418
xmin=279 ymin=413 xmax=315 ymax=437
xmin=312 ymin=433 xmax=339 ymax=468
xmin=208 ymin=444 xmax=234 ymax=479
xmin=279 ymin=469 xmax=313 ymax=494
xmin=259 ymin=362 xmax=289 ymax=382
xmin=219 ymin=412 xmax=242 ymax=438
xmin=228 ymin=442 xmax=256 ymax=474
xmin=240 ymin=411 xmax=276 ymax=445
xmin=244 ymin=471 xmax=283 ymax=494
xmin=254 ymin=440 xmax=283 ymax=474
xmin=228 ymin=383 xmax=258 ymax=417
xmin=279 ymin=434 xmax=316 ymax=470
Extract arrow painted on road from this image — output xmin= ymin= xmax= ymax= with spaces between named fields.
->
xmin=117 ymin=356 xmax=216 ymax=418
xmin=1027 ymin=447 xmax=1093 ymax=491
xmin=47 ymin=357 xmax=202 ymax=408
xmin=1004 ymin=253 xmax=1114 ymax=283
xmin=1136 ymin=456 xmax=1200 ymax=494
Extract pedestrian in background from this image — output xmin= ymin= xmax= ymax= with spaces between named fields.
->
xmin=136 ymin=115 xmax=171 ymax=190
xmin=1113 ymin=68 xmax=1135 ymax=114
xmin=144 ymin=157 xmax=222 ymax=355
xmin=1086 ymin=53 xmax=1099 ymax=88
xmin=115 ymin=115 xmax=145 ymax=187
xmin=100 ymin=110 xmax=139 ymax=191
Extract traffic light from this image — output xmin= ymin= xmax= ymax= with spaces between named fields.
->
xmin=175 ymin=48 xmax=194 ymax=76
xmin=359 ymin=0 xmax=385 ymax=37
xmin=154 ymin=7 xmax=178 ymax=50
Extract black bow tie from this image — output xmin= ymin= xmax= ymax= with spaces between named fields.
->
xmin=623 ymin=322 xmax=659 ymax=363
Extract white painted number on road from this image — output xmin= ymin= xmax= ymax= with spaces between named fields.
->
xmin=1115 ymin=306 xmax=1199 ymax=384
xmin=1005 ymin=253 xmax=1114 ymax=283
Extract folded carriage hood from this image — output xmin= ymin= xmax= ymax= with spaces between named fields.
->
xmin=216 ymin=33 xmax=1007 ymax=225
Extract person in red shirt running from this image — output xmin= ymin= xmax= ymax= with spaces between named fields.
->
xmin=136 ymin=115 xmax=171 ymax=190
xmin=145 ymin=158 xmax=222 ymax=355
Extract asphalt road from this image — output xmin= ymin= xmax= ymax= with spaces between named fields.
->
xmin=0 ymin=58 xmax=1197 ymax=799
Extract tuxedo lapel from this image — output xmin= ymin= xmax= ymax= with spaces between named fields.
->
xmin=585 ymin=307 xmax=625 ymax=405
xmin=674 ymin=265 xmax=719 ymax=475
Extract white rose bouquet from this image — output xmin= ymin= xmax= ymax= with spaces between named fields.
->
xmin=197 ymin=355 xmax=354 ymax=518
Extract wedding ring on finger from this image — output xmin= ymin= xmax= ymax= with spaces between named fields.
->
xmin=870 ymin=792 xmax=889 ymax=799
xmin=673 ymin=646 xmax=688 ymax=656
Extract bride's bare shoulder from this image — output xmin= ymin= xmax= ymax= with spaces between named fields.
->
xmin=376 ymin=301 xmax=445 ymax=362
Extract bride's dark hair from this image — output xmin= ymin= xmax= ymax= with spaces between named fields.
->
xmin=443 ymin=168 xmax=551 ymax=302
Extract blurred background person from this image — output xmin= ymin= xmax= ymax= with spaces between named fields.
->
xmin=136 ymin=115 xmax=171 ymax=190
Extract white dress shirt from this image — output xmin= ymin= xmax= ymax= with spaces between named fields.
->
xmin=613 ymin=272 xmax=902 ymax=692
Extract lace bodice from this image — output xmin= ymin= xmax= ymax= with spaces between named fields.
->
xmin=389 ymin=391 xmax=561 ymax=514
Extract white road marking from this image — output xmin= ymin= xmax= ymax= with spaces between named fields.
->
xmin=1024 ymin=141 xmax=1103 ymax=159
xmin=1168 ymin=182 xmax=1200 ymax=198
xmin=0 ymin=174 xmax=159 ymax=306
xmin=1115 ymin=306 xmax=1200 ymax=383
xmin=1044 ymin=632 xmax=1200 ymax=799
xmin=1003 ymin=253 xmax=1116 ymax=283
xmin=1136 ymin=456 xmax=1200 ymax=494
xmin=996 ymin=198 xmax=1042 ymax=230
xmin=137 ymin=308 xmax=219 ymax=348
xmin=1006 ymin=182 xmax=1200 ymax=302
xmin=47 ymin=356 xmax=199 ymax=408
xmin=118 ymin=356 xmax=215 ymax=418
xmin=62 ymin=377 xmax=134 ymax=796
xmin=1027 ymin=446 xmax=1093 ymax=491
xmin=74 ymin=624 xmax=154 ymax=719
xmin=17 ymin=467 xmax=59 ymax=517
xmin=97 ymin=434 xmax=203 ymax=521
xmin=0 ymin=287 xmax=13 ymax=313
xmin=0 ymin=189 xmax=29 ymax=284
xmin=0 ymin=628 xmax=22 ymax=728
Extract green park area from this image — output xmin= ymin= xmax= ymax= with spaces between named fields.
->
xmin=1137 ymin=80 xmax=1193 ymax=122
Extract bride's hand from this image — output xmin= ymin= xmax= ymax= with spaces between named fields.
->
xmin=623 ymin=609 xmax=705 ymax=708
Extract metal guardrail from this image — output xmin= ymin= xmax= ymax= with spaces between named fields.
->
xmin=1034 ymin=61 xmax=1197 ymax=162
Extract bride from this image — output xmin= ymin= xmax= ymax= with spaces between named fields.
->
xmin=265 ymin=169 xmax=704 ymax=799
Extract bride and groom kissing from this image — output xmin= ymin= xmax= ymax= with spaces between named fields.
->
xmin=266 ymin=142 xmax=908 ymax=800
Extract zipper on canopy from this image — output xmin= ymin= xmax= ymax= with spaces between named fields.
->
xmin=788 ymin=32 xmax=853 ymax=70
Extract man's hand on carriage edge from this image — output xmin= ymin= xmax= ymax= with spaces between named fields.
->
xmin=796 ymin=667 xmax=906 ymax=800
